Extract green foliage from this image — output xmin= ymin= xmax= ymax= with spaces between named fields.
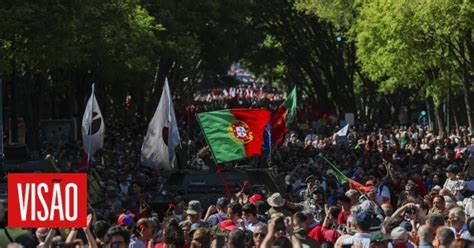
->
xmin=294 ymin=0 xmax=360 ymax=30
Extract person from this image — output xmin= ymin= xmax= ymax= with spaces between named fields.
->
xmin=190 ymin=228 xmax=211 ymax=248
xmin=436 ymin=227 xmax=455 ymax=248
xmin=449 ymin=239 xmax=474 ymax=248
xmin=252 ymin=223 xmax=267 ymax=248
xmin=155 ymin=218 xmax=186 ymax=248
xmin=227 ymin=229 xmax=246 ymax=248
xmin=35 ymin=228 xmax=50 ymax=248
xmin=448 ymin=207 xmax=469 ymax=239
xmin=106 ymin=225 xmax=131 ymax=248
xmin=336 ymin=195 xmax=351 ymax=225
xmin=169 ymin=196 xmax=187 ymax=222
xmin=94 ymin=220 xmax=110 ymax=247
xmin=0 ymin=200 xmax=35 ymax=247
xmin=137 ymin=217 xmax=157 ymax=247
xmin=291 ymin=211 xmax=321 ymax=247
xmin=370 ymin=231 xmax=391 ymax=248
xmin=346 ymin=189 xmax=361 ymax=206
xmin=205 ymin=197 xmax=228 ymax=226
xmin=300 ymin=175 xmax=317 ymax=201
xmin=417 ymin=225 xmax=434 ymax=248
xmin=242 ymin=203 xmax=263 ymax=232
xmin=179 ymin=200 xmax=208 ymax=229
xmin=373 ymin=172 xmax=391 ymax=205
xmin=266 ymin=193 xmax=292 ymax=217
xmin=297 ymin=186 xmax=326 ymax=223
xmin=390 ymin=227 xmax=415 ymax=248
xmin=339 ymin=211 xmax=373 ymax=247
xmin=117 ymin=212 xmax=145 ymax=248
xmin=227 ymin=202 xmax=245 ymax=226
xmin=444 ymin=164 xmax=466 ymax=201
xmin=429 ymin=195 xmax=446 ymax=215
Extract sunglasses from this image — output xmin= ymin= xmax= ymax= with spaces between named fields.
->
xmin=253 ymin=232 xmax=267 ymax=237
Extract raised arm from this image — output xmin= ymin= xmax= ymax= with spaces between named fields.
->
xmin=83 ymin=213 xmax=98 ymax=248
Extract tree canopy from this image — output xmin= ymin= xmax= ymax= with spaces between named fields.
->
xmin=0 ymin=0 xmax=473 ymax=150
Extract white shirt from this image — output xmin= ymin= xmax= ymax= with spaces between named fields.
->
xmin=342 ymin=233 xmax=371 ymax=248
xmin=120 ymin=182 xmax=130 ymax=194
xmin=245 ymin=220 xmax=263 ymax=232
xmin=443 ymin=178 xmax=466 ymax=201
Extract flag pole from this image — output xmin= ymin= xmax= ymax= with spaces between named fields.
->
xmin=318 ymin=153 xmax=375 ymax=204
xmin=268 ymin=122 xmax=272 ymax=165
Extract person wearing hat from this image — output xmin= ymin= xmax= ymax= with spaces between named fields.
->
xmin=443 ymin=164 xmax=466 ymax=201
xmin=299 ymin=175 xmax=317 ymax=202
xmin=370 ymin=231 xmax=391 ymax=248
xmin=117 ymin=212 xmax=147 ymax=248
xmin=249 ymin=194 xmax=264 ymax=204
xmin=266 ymin=193 xmax=292 ymax=217
xmin=118 ymin=212 xmax=136 ymax=230
xmin=391 ymin=227 xmax=415 ymax=248
xmin=179 ymin=200 xmax=208 ymax=231
xmin=294 ymin=186 xmax=326 ymax=223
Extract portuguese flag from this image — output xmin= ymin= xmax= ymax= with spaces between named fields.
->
xmin=272 ymin=87 xmax=297 ymax=145
xmin=197 ymin=109 xmax=270 ymax=164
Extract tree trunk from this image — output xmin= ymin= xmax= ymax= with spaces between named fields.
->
xmin=10 ymin=70 xmax=18 ymax=143
xmin=434 ymin=104 xmax=445 ymax=137
xmin=460 ymin=65 xmax=473 ymax=133
xmin=452 ymin=106 xmax=459 ymax=132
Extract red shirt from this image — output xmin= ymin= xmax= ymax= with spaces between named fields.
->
xmin=414 ymin=178 xmax=428 ymax=197
xmin=337 ymin=210 xmax=350 ymax=225
xmin=308 ymin=225 xmax=340 ymax=243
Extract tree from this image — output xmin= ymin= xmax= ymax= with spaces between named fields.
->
xmin=245 ymin=0 xmax=358 ymax=117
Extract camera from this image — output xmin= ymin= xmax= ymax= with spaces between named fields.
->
xmin=406 ymin=207 xmax=417 ymax=215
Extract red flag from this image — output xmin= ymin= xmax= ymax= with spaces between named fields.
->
xmin=272 ymin=88 xmax=296 ymax=145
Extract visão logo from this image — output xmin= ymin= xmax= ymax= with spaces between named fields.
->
xmin=8 ymin=173 xmax=87 ymax=227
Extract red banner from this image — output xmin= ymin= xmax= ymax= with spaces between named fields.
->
xmin=8 ymin=173 xmax=87 ymax=228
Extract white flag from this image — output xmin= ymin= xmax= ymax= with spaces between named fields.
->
xmin=141 ymin=78 xmax=181 ymax=170
xmin=335 ymin=124 xmax=349 ymax=137
xmin=82 ymin=84 xmax=104 ymax=157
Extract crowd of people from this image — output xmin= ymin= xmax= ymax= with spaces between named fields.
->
xmin=3 ymin=92 xmax=474 ymax=248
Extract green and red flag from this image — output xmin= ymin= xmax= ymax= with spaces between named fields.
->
xmin=197 ymin=109 xmax=270 ymax=164
xmin=324 ymin=156 xmax=371 ymax=193
xmin=272 ymin=87 xmax=297 ymax=145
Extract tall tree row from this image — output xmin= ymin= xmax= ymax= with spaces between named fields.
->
xmin=295 ymin=0 xmax=474 ymax=133
xmin=0 ymin=0 xmax=256 ymax=150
